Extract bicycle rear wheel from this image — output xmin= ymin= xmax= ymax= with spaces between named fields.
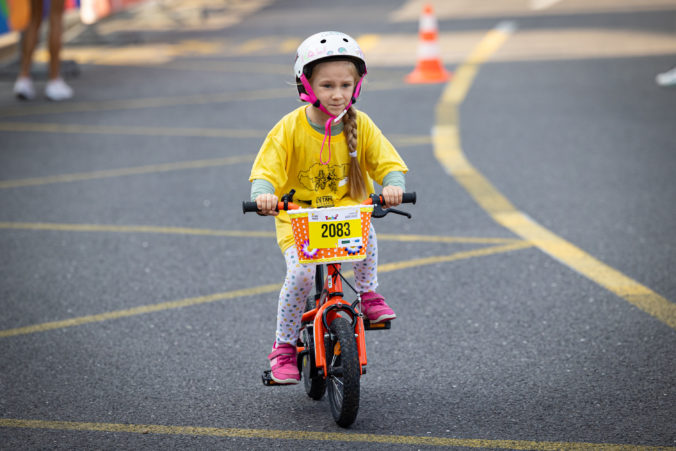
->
xmin=300 ymin=325 xmax=325 ymax=400
xmin=325 ymin=317 xmax=360 ymax=427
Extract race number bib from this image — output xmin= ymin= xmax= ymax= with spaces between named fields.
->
xmin=307 ymin=206 xmax=363 ymax=249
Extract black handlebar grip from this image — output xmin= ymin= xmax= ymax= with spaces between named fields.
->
xmin=242 ymin=201 xmax=259 ymax=214
xmin=402 ymin=192 xmax=416 ymax=204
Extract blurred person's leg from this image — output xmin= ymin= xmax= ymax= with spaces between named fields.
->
xmin=19 ymin=0 xmax=44 ymax=78
xmin=14 ymin=0 xmax=44 ymax=99
xmin=47 ymin=0 xmax=64 ymax=80
xmin=45 ymin=0 xmax=73 ymax=101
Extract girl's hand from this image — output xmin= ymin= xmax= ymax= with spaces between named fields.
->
xmin=256 ymin=193 xmax=279 ymax=216
xmin=382 ymin=185 xmax=403 ymax=208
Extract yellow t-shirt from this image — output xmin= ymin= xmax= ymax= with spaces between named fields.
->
xmin=249 ymin=105 xmax=408 ymax=252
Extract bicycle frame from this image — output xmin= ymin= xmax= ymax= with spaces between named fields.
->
xmin=300 ymin=263 xmax=368 ymax=377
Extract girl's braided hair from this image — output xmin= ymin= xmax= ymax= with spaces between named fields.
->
xmin=343 ymin=106 xmax=367 ymax=200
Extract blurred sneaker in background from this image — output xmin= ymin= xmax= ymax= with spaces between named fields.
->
xmin=656 ymin=66 xmax=676 ymax=87
xmin=45 ymin=77 xmax=73 ymax=101
xmin=13 ymin=76 xmax=36 ymax=100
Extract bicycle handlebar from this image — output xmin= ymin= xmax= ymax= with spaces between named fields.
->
xmin=242 ymin=201 xmax=258 ymax=213
xmin=400 ymin=192 xmax=417 ymax=205
xmin=242 ymin=192 xmax=416 ymax=214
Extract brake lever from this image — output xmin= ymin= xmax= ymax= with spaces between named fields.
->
xmin=370 ymin=203 xmax=412 ymax=219
xmin=385 ymin=207 xmax=412 ymax=219
xmin=371 ymin=203 xmax=387 ymax=218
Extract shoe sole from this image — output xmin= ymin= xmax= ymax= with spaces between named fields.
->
xmin=369 ymin=313 xmax=396 ymax=323
xmin=270 ymin=375 xmax=300 ymax=384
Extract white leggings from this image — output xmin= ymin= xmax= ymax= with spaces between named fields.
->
xmin=275 ymin=226 xmax=379 ymax=345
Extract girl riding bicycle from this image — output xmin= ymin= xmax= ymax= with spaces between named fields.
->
xmin=249 ymin=31 xmax=409 ymax=384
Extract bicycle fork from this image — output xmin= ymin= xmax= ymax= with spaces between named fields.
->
xmin=301 ymin=264 xmax=368 ymax=377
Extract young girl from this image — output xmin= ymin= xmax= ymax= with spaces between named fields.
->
xmin=249 ymin=31 xmax=408 ymax=384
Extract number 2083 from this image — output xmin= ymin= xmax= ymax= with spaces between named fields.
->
xmin=321 ymin=222 xmax=351 ymax=238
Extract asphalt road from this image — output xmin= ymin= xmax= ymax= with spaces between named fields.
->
xmin=1 ymin=0 xmax=675 ymax=449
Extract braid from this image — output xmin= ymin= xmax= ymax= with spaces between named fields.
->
xmin=344 ymin=106 xmax=367 ymax=200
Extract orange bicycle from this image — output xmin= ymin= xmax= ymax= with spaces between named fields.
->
xmin=243 ymin=190 xmax=416 ymax=427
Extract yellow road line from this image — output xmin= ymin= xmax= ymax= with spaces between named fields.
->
xmin=0 ymin=88 xmax=291 ymax=118
xmin=0 ymin=284 xmax=281 ymax=338
xmin=0 ymin=133 xmax=422 ymax=190
xmin=433 ymin=22 xmax=676 ymax=330
xmin=280 ymin=38 xmax=301 ymax=53
xmin=161 ymin=60 xmax=289 ymax=74
xmin=0 ymin=81 xmax=407 ymax=119
xmin=377 ymin=241 xmax=532 ymax=273
xmin=357 ymin=34 xmax=380 ymax=52
xmin=0 ymin=221 xmax=520 ymax=245
xmin=238 ymin=37 xmax=267 ymax=54
xmin=0 ymin=243 xmax=530 ymax=338
xmin=0 ymin=122 xmax=429 ymax=147
xmin=387 ymin=133 xmax=432 ymax=146
xmin=0 ymin=222 xmax=275 ymax=238
xmin=0 ymin=155 xmax=254 ymax=189
xmin=377 ymin=232 xmax=517 ymax=244
xmin=1 ymin=418 xmax=672 ymax=450
xmin=0 ymin=121 xmax=266 ymax=139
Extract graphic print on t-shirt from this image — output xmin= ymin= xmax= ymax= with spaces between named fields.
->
xmin=298 ymin=163 xmax=349 ymax=193
xmin=297 ymin=162 xmax=349 ymax=208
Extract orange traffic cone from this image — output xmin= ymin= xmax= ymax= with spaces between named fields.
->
xmin=405 ymin=4 xmax=451 ymax=84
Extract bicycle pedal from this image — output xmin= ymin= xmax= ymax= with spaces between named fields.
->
xmin=262 ymin=370 xmax=301 ymax=386
xmin=262 ymin=370 xmax=279 ymax=386
xmin=364 ymin=320 xmax=392 ymax=330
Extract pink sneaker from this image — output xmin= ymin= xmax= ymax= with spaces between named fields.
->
xmin=360 ymin=292 xmax=396 ymax=322
xmin=268 ymin=342 xmax=300 ymax=384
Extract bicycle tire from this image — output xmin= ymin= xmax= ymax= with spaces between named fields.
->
xmin=325 ymin=317 xmax=360 ymax=427
xmin=300 ymin=325 xmax=326 ymax=400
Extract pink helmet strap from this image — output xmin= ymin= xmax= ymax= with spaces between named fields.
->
xmin=299 ymin=73 xmax=366 ymax=165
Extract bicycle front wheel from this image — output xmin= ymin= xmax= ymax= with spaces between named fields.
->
xmin=325 ymin=317 xmax=360 ymax=427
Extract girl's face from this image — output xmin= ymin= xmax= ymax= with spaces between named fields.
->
xmin=308 ymin=60 xmax=359 ymax=122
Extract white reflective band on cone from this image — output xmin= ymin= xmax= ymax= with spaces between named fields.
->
xmin=418 ymin=41 xmax=440 ymax=58
xmin=420 ymin=15 xmax=437 ymax=31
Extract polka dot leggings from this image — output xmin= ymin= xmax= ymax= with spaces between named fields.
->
xmin=275 ymin=226 xmax=378 ymax=345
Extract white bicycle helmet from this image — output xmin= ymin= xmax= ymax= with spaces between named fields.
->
xmin=294 ymin=31 xmax=367 ymax=82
